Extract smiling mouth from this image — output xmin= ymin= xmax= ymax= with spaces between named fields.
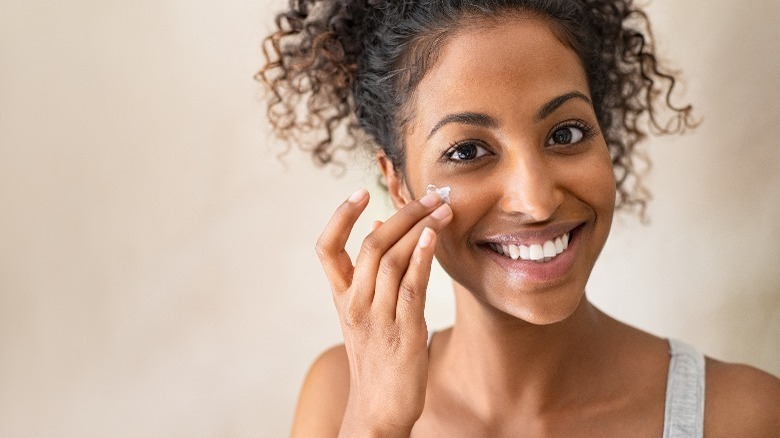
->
xmin=486 ymin=231 xmax=571 ymax=263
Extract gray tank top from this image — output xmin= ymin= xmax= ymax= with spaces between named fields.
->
xmin=426 ymin=333 xmax=705 ymax=438
xmin=663 ymin=339 xmax=705 ymax=438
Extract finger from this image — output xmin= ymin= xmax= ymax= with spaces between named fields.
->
xmin=352 ymin=191 xmax=443 ymax=293
xmin=345 ymin=193 xmax=445 ymax=326
xmin=396 ymin=227 xmax=437 ymax=325
xmin=370 ymin=220 xmax=383 ymax=233
xmin=371 ymin=203 xmax=451 ymax=319
xmin=315 ymin=189 xmax=369 ymax=292
xmin=355 ymin=191 xmax=444 ymax=266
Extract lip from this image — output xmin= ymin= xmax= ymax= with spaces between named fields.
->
xmin=476 ymin=223 xmax=585 ymax=283
xmin=476 ymin=221 xmax=583 ymax=246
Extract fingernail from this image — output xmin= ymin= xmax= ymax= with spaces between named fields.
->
xmin=430 ymin=204 xmax=452 ymax=220
xmin=419 ymin=192 xmax=441 ymax=208
xmin=348 ymin=189 xmax=368 ymax=203
xmin=418 ymin=227 xmax=434 ymax=248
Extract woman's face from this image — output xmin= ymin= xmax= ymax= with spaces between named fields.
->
xmin=385 ymin=14 xmax=616 ymax=325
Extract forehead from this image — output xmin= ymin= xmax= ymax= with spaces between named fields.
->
xmin=408 ymin=15 xmax=590 ymax=135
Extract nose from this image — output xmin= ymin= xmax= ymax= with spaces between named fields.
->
xmin=496 ymin=152 xmax=564 ymax=222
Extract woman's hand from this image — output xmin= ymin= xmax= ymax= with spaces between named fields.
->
xmin=316 ymin=189 xmax=453 ymax=437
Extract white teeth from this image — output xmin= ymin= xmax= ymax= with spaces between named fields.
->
xmin=488 ymin=231 xmax=573 ymax=262
xmin=520 ymin=245 xmax=530 ymax=260
xmin=508 ymin=244 xmax=520 ymax=260
xmin=543 ymin=241 xmax=556 ymax=257
xmin=529 ymin=244 xmax=544 ymax=261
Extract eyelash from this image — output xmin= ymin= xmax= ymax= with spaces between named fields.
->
xmin=546 ymin=120 xmax=598 ymax=148
xmin=439 ymin=120 xmax=598 ymax=165
xmin=440 ymin=139 xmax=493 ymax=164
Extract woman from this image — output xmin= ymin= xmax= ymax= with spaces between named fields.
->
xmin=260 ymin=1 xmax=780 ymax=436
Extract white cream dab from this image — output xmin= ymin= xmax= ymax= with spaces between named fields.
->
xmin=426 ymin=184 xmax=451 ymax=204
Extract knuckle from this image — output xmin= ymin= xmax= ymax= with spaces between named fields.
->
xmin=342 ymin=305 xmax=368 ymax=329
xmin=359 ymin=234 xmax=382 ymax=257
xmin=398 ymin=280 xmax=420 ymax=304
xmin=378 ymin=254 xmax=403 ymax=278
xmin=382 ymin=324 xmax=402 ymax=351
xmin=314 ymin=235 xmax=331 ymax=261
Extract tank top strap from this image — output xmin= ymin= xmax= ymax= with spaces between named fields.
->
xmin=662 ymin=338 xmax=705 ymax=438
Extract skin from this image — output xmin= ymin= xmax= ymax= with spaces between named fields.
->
xmin=291 ymin=14 xmax=780 ymax=438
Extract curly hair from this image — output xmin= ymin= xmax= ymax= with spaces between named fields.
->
xmin=257 ymin=0 xmax=696 ymax=215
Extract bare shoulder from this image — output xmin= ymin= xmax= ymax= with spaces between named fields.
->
xmin=705 ymin=357 xmax=780 ymax=437
xmin=290 ymin=344 xmax=350 ymax=438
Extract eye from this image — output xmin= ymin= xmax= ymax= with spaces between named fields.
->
xmin=547 ymin=126 xmax=585 ymax=146
xmin=444 ymin=140 xmax=492 ymax=162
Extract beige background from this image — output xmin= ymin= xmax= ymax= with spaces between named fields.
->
xmin=1 ymin=0 xmax=778 ymax=436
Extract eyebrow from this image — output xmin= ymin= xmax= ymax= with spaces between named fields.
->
xmin=427 ymin=112 xmax=497 ymax=140
xmin=426 ymin=91 xmax=592 ymax=140
xmin=535 ymin=91 xmax=592 ymax=122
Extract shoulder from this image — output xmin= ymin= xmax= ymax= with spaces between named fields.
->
xmin=290 ymin=344 xmax=350 ymax=438
xmin=705 ymin=358 xmax=780 ymax=437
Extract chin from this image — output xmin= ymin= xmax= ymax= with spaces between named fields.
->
xmin=488 ymin=281 xmax=587 ymax=326
xmin=449 ymin=270 xmax=590 ymax=327
xmin=501 ymin=292 xmax=585 ymax=326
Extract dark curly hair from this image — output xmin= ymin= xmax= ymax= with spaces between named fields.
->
xmin=257 ymin=0 xmax=696 ymax=215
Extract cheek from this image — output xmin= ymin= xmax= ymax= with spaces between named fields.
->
xmin=413 ymin=176 xmax=492 ymax=222
xmin=423 ymin=179 xmax=494 ymax=255
xmin=405 ymin=167 xmax=493 ymax=257
xmin=564 ymin=149 xmax=617 ymax=211
xmin=594 ymin=163 xmax=618 ymax=211
xmin=446 ymin=186 xmax=491 ymax=236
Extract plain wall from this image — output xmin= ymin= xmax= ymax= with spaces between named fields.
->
xmin=1 ymin=0 xmax=778 ymax=436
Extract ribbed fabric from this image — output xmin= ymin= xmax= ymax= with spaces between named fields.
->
xmin=662 ymin=339 xmax=705 ymax=438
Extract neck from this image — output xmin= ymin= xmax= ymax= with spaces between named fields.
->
xmin=435 ymin=282 xmax=616 ymax=417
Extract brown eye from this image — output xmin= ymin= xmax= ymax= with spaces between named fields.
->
xmin=547 ymin=126 xmax=584 ymax=145
xmin=445 ymin=141 xmax=491 ymax=162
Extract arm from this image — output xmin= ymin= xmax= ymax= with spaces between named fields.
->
xmin=291 ymin=345 xmax=350 ymax=438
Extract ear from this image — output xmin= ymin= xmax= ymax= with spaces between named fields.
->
xmin=377 ymin=152 xmax=412 ymax=209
